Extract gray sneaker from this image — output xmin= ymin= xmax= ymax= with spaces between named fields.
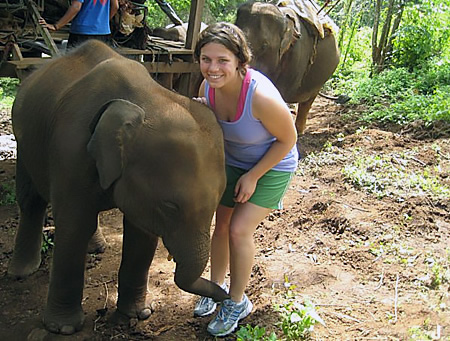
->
xmin=194 ymin=283 xmax=228 ymax=317
xmin=207 ymin=294 xmax=253 ymax=337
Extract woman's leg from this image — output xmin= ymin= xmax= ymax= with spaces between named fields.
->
xmin=210 ymin=204 xmax=234 ymax=285
xmin=228 ymin=202 xmax=271 ymax=302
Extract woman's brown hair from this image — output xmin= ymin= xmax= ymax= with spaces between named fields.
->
xmin=194 ymin=22 xmax=252 ymax=74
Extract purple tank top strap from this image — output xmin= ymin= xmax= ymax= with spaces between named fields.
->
xmin=208 ymin=87 xmax=216 ymax=111
xmin=234 ymin=69 xmax=252 ymax=122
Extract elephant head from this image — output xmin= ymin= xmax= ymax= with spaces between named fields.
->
xmin=87 ymin=98 xmax=228 ymax=302
xmin=235 ymin=2 xmax=299 ymax=86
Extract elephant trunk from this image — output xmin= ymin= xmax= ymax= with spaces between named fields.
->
xmin=174 ymin=264 xmax=229 ymax=302
xmin=164 ymin=231 xmax=229 ymax=302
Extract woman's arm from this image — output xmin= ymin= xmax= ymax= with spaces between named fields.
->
xmin=233 ymin=85 xmax=297 ymax=203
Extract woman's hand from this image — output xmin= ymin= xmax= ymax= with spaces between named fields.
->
xmin=192 ymin=96 xmax=207 ymax=105
xmin=234 ymin=172 xmax=258 ymax=204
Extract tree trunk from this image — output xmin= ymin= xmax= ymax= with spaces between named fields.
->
xmin=383 ymin=1 xmax=405 ymax=65
xmin=371 ymin=0 xmax=402 ymax=74
xmin=371 ymin=0 xmax=382 ymax=72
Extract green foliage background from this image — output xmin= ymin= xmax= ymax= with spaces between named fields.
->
xmin=326 ymin=0 xmax=449 ymax=125
xmin=140 ymin=0 xmax=450 ymax=127
xmin=144 ymin=0 xmax=244 ymax=27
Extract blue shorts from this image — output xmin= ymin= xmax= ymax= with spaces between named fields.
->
xmin=220 ymin=165 xmax=294 ymax=209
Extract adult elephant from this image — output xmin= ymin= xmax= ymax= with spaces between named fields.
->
xmin=7 ymin=40 xmax=228 ymax=335
xmin=150 ymin=22 xmax=208 ymax=43
xmin=235 ymin=0 xmax=340 ymax=134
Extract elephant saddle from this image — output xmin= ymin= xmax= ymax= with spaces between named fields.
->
xmin=276 ymin=0 xmax=339 ymax=39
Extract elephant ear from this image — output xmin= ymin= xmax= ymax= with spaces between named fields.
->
xmin=87 ymin=99 xmax=145 ymax=190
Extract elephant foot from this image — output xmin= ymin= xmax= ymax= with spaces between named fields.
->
xmin=7 ymin=253 xmax=41 ymax=279
xmin=109 ymin=306 xmax=151 ymax=326
xmin=43 ymin=308 xmax=85 ymax=335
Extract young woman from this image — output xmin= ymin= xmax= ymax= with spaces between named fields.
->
xmin=193 ymin=22 xmax=298 ymax=337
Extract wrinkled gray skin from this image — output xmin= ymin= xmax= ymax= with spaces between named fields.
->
xmin=7 ymin=40 xmax=228 ymax=335
xmin=235 ymin=1 xmax=340 ymax=134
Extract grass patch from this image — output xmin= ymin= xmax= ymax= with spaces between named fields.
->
xmin=342 ymin=152 xmax=449 ymax=200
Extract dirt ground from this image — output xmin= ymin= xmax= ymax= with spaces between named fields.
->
xmin=0 ymin=97 xmax=448 ymax=340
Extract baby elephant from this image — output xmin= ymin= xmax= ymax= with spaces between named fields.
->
xmin=8 ymin=40 xmax=227 ymax=334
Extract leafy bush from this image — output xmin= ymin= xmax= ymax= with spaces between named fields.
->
xmin=145 ymin=0 xmax=192 ymax=27
xmin=326 ymin=0 xmax=449 ymax=127
xmin=366 ymin=86 xmax=449 ymax=124
xmin=0 ymin=77 xmax=19 ymax=110
xmin=330 ymin=54 xmax=450 ymax=125
xmin=0 ymin=78 xmax=19 ymax=97
xmin=391 ymin=0 xmax=450 ymax=70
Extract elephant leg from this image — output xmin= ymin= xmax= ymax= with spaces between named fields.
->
xmin=8 ymin=157 xmax=48 ymax=278
xmin=111 ymin=216 xmax=157 ymax=323
xmin=87 ymin=220 xmax=107 ymax=254
xmin=43 ymin=204 xmax=98 ymax=335
xmin=295 ymin=96 xmax=317 ymax=134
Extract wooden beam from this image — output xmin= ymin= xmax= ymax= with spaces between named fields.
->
xmin=185 ymin=0 xmax=205 ymax=50
xmin=7 ymin=57 xmax=51 ymax=69
xmin=142 ymin=61 xmax=199 ymax=73
xmin=27 ymin=0 xmax=61 ymax=58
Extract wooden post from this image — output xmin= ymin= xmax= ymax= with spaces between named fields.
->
xmin=178 ymin=0 xmax=205 ymax=97
xmin=27 ymin=0 xmax=61 ymax=58
xmin=185 ymin=0 xmax=205 ymax=50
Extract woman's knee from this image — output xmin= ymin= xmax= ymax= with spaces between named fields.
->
xmin=213 ymin=220 xmax=229 ymax=239
xmin=229 ymin=224 xmax=254 ymax=247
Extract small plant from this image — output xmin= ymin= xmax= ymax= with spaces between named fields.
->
xmin=408 ymin=317 xmax=435 ymax=340
xmin=355 ymin=126 xmax=367 ymax=135
xmin=421 ymin=253 xmax=450 ymax=290
xmin=323 ymin=140 xmax=333 ymax=151
xmin=41 ymin=229 xmax=55 ymax=254
xmin=0 ymin=181 xmax=16 ymax=205
xmin=236 ymin=324 xmax=277 ymax=341
xmin=275 ymin=300 xmax=325 ymax=340
xmin=430 ymin=264 xmax=443 ymax=289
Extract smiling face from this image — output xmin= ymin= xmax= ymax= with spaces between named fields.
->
xmin=199 ymin=42 xmax=241 ymax=89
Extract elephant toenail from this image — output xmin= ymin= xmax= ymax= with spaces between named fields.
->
xmin=60 ymin=325 xmax=76 ymax=335
xmin=45 ymin=322 xmax=59 ymax=334
xmin=138 ymin=308 xmax=151 ymax=320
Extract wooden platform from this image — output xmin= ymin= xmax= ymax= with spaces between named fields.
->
xmin=0 ymin=0 xmax=205 ymax=95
